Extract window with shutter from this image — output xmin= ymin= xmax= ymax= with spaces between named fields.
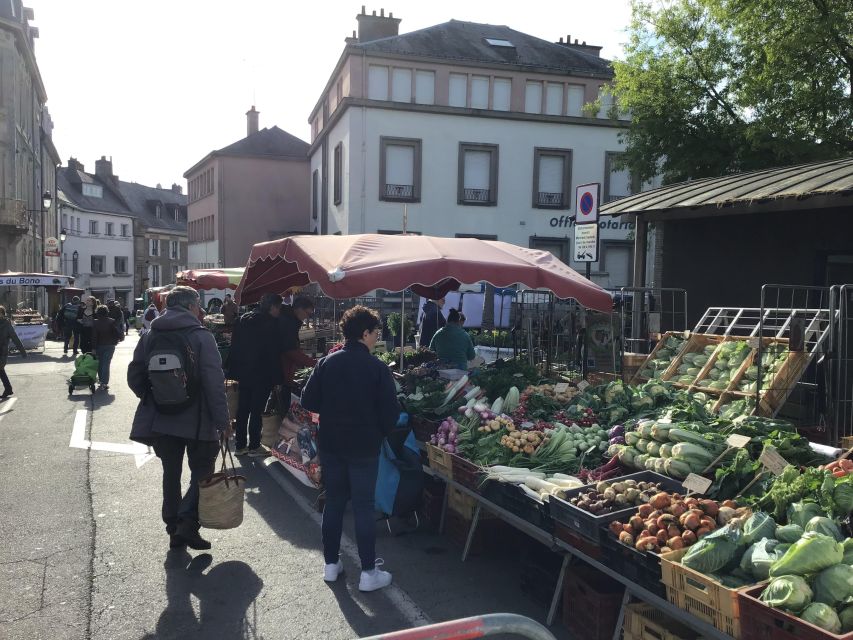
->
xmin=604 ymin=152 xmax=633 ymax=202
xmin=545 ymin=83 xmax=563 ymax=115
xmin=368 ymin=65 xmax=389 ymax=100
xmin=470 ymin=75 xmax=489 ymax=109
xmin=449 ymin=74 xmax=467 ymax=107
xmin=458 ymin=143 xmax=498 ymax=205
xmin=533 ymin=148 xmax=572 ymax=209
xmin=493 ymin=78 xmax=511 ymax=111
xmin=391 ymin=68 xmax=412 ymax=102
xmin=597 ymin=85 xmax=614 ymax=118
xmin=567 ymin=85 xmax=584 ymax=116
xmin=414 ymin=70 xmax=434 ymax=105
xmin=524 ymin=81 xmax=542 ymax=113
xmin=380 ymin=137 xmax=421 ymax=202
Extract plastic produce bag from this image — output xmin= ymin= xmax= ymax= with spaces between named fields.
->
xmin=742 ymin=512 xmax=776 ymax=546
xmin=760 ymin=575 xmax=813 ymax=613
xmin=742 ymin=538 xmax=786 ymax=581
xmin=804 ymin=516 xmax=843 ymax=542
xmin=799 ymin=602 xmax=841 ymax=634
xmin=775 ymin=524 xmax=804 ymax=543
xmin=681 ymin=524 xmax=743 ymax=575
xmin=812 ymin=564 xmax=853 ymax=607
xmin=769 ymin=532 xmax=844 ymax=577
xmin=787 ymin=501 xmax=825 ymax=528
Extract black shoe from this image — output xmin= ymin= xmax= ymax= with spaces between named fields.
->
xmin=175 ymin=530 xmax=212 ymax=551
xmin=169 ymin=534 xmax=186 ymax=549
xmin=1 ymin=390 xmax=12 ymax=398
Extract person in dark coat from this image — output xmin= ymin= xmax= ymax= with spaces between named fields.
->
xmin=279 ymin=296 xmax=316 ymax=398
xmin=301 ymin=305 xmax=400 ymax=592
xmin=59 ymin=296 xmax=82 ymax=356
xmin=418 ymin=297 xmax=446 ymax=348
xmin=128 ymin=286 xmax=229 ymax=550
xmin=221 ymin=294 xmax=238 ymax=326
xmin=92 ymin=305 xmax=123 ymax=390
xmin=0 ymin=306 xmax=26 ymax=397
xmin=227 ymin=292 xmax=284 ymax=456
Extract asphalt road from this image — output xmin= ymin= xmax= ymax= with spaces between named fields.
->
xmin=0 ymin=334 xmax=574 ymax=640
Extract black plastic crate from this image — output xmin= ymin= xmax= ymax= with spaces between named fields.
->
xmin=499 ymin=482 xmax=553 ymax=532
xmin=549 ymin=471 xmax=682 ymax=545
xmin=601 ymin=535 xmax=665 ymax=598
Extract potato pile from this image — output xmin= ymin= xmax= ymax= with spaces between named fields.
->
xmin=568 ymin=479 xmax=666 ymax=516
xmin=526 ymin=383 xmax=577 ymax=404
xmin=609 ymin=493 xmax=750 ymax=554
xmin=500 ymin=429 xmax=546 ymax=455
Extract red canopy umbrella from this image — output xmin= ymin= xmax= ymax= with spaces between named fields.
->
xmin=234 ymin=234 xmax=612 ymax=312
xmin=176 ymin=268 xmax=244 ymax=291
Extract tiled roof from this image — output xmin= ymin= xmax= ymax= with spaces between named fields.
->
xmin=57 ymin=167 xmax=132 ymax=215
xmin=600 ymin=157 xmax=853 ymax=216
xmin=117 ymin=181 xmax=187 ymax=233
xmin=217 ymin=126 xmax=309 ymax=159
xmin=354 ymin=19 xmax=612 ymax=77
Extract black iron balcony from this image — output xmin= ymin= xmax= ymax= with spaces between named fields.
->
xmin=383 ymin=183 xmax=415 ymax=199
xmin=462 ymin=188 xmax=491 ymax=203
xmin=537 ymin=191 xmax=563 ymax=207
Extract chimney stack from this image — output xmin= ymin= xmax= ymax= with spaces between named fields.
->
xmin=555 ymin=34 xmax=603 ymax=57
xmin=246 ymin=105 xmax=259 ymax=137
xmin=171 ymin=183 xmax=183 ymax=195
xmin=67 ymin=157 xmax=84 ymax=172
xmin=355 ymin=6 xmax=400 ymax=43
xmin=95 ymin=155 xmax=114 ymax=180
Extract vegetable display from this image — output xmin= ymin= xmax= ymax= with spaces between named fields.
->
xmin=639 ymin=334 xmax=686 ymax=379
xmin=568 ymin=478 xmax=666 ymax=516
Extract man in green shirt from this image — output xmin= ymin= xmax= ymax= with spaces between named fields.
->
xmin=428 ymin=309 xmax=475 ymax=370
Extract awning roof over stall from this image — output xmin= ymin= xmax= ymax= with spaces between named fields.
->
xmin=176 ymin=268 xmax=244 ymax=291
xmin=234 ymin=234 xmax=613 ymax=312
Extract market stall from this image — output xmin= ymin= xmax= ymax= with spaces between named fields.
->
xmin=176 ymin=267 xmax=244 ymax=291
xmin=0 ymin=272 xmax=75 ymax=350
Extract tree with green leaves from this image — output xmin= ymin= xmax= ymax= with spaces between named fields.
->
xmin=612 ymin=0 xmax=853 ymax=184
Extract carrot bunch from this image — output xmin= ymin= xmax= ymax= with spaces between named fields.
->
xmin=820 ymin=458 xmax=853 ymax=478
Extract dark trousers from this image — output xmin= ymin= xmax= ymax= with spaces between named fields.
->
xmin=0 ymin=368 xmax=10 ymax=394
xmin=152 ymin=435 xmax=219 ymax=535
xmin=235 ymin=383 xmax=271 ymax=450
xmin=80 ymin=327 xmax=93 ymax=354
xmin=63 ymin=326 xmax=80 ymax=354
xmin=320 ymin=450 xmax=379 ymax=571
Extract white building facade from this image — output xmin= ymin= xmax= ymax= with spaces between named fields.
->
xmin=58 ymin=194 xmax=135 ymax=306
xmin=308 ymin=12 xmax=650 ymax=289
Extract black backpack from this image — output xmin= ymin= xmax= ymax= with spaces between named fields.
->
xmin=145 ymin=327 xmax=201 ymax=414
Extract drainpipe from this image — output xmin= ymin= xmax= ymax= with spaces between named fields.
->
xmin=360 ymin=48 xmax=368 ymax=233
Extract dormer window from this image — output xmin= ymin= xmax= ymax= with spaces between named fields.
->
xmin=82 ymin=183 xmax=103 ymax=198
xmin=155 ymin=204 xmax=162 ymax=218
xmin=173 ymin=206 xmax=180 ymax=221
xmin=484 ymin=38 xmax=514 ymax=48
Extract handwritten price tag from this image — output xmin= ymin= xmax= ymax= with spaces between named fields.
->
xmin=577 ymin=381 xmax=590 ymax=392
xmin=748 ymin=337 xmax=760 ymax=349
xmin=554 ymin=383 xmax=570 ymax=394
xmin=759 ymin=447 xmax=789 ymax=476
xmin=682 ymin=473 xmax=713 ymax=495
xmin=726 ymin=434 xmax=752 ymax=449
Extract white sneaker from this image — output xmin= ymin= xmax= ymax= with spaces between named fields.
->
xmin=358 ymin=558 xmax=392 ymax=592
xmin=323 ymin=559 xmax=343 ymax=582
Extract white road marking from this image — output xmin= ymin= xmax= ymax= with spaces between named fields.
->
xmin=262 ymin=457 xmax=431 ymax=629
xmin=69 ymin=408 xmax=154 ymax=467
xmin=0 ymin=397 xmax=17 ymax=417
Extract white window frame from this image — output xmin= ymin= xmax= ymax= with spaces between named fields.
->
xmin=414 ymin=70 xmax=435 ymax=105
xmin=524 ymin=81 xmax=543 ymax=114
xmin=449 ymin=73 xmax=467 ymax=108
xmin=149 ymin=239 xmax=159 ymax=257
xmin=391 ymin=68 xmax=412 ymax=103
xmin=170 ymin=240 xmax=179 ymax=260
xmin=492 ymin=78 xmax=511 ymax=111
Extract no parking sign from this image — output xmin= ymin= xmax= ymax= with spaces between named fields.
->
xmin=574 ymin=183 xmax=600 ymax=262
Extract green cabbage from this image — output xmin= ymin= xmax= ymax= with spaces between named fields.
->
xmin=775 ymin=524 xmax=804 ymax=543
xmin=742 ymin=512 xmax=777 ymax=546
xmin=833 ymin=481 xmax=853 ymax=515
xmin=742 ymin=538 xmax=787 ymax=580
xmin=681 ymin=524 xmax=743 ymax=575
xmin=787 ymin=501 xmax=825 ymax=528
xmin=799 ymin=602 xmax=841 ymax=634
xmin=769 ymin=532 xmax=844 ymax=577
xmin=804 ymin=516 xmax=843 ymax=542
xmin=812 ymin=564 xmax=853 ymax=607
xmin=760 ymin=575 xmax=813 ymax=613
xmin=840 ymin=605 xmax=853 ymax=633
xmin=843 ymin=539 xmax=853 ymax=565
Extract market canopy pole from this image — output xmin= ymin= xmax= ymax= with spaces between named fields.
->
xmin=234 ymin=234 xmax=613 ymax=314
xmin=399 ymin=205 xmax=408 ymax=372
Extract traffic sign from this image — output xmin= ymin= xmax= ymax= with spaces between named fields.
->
xmin=575 ymin=183 xmax=600 ymax=224
xmin=574 ymin=223 xmax=599 ymax=262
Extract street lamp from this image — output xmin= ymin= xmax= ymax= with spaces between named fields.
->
xmin=42 ymin=191 xmax=52 ymax=212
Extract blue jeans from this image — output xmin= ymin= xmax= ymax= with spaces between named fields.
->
xmin=320 ymin=451 xmax=379 ymax=571
xmin=95 ymin=345 xmax=115 ymax=385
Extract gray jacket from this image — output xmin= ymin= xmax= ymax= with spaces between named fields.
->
xmin=128 ymin=308 xmax=228 ymax=444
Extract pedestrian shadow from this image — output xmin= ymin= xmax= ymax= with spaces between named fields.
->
xmin=140 ymin=550 xmax=264 ymax=640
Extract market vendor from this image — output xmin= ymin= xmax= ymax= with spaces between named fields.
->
xmin=221 ymin=293 xmax=238 ymax=325
xmin=428 ymin=309 xmax=475 ymax=370
xmin=279 ymin=296 xmax=317 ymax=396
xmin=418 ymin=297 xmax=445 ymax=348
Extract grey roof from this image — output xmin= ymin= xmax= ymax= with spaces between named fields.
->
xmin=600 ymin=157 xmax=853 ymax=217
xmin=117 ymin=181 xmax=187 ymax=233
xmin=354 ymin=19 xmax=612 ymax=77
xmin=217 ymin=126 xmax=309 ymax=159
xmin=57 ymin=167 xmax=132 ymax=215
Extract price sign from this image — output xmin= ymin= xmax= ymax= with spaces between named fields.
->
xmin=748 ymin=337 xmax=760 ymax=349
xmin=759 ymin=447 xmax=789 ymax=476
xmin=682 ymin=330 xmax=691 ymax=339
xmin=726 ymin=434 xmax=752 ymax=449
xmin=577 ymin=381 xmax=590 ymax=391
xmin=554 ymin=383 xmax=570 ymax=394
xmin=682 ymin=473 xmax=713 ymax=495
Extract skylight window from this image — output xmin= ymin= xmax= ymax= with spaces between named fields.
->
xmin=485 ymin=38 xmax=514 ymax=47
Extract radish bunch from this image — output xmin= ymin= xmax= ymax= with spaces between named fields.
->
xmin=430 ymin=418 xmax=460 ymax=453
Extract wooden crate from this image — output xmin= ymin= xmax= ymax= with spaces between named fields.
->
xmin=562 ymin=564 xmax=625 ymax=640
xmin=758 ymin=347 xmax=810 ymax=417
xmin=446 ymin=484 xmax=478 ymax=519
xmin=426 ymin=444 xmax=453 ymax=479
xmin=622 ymin=352 xmax=649 ymax=384
xmin=629 ymin=331 xmax=688 ymax=385
xmin=623 ymin=602 xmax=705 ymax=640
xmin=660 ymin=548 xmax=762 ymax=639
xmin=841 ymin=436 xmax=853 ymax=450
xmin=662 ymin=334 xmax=724 ymax=387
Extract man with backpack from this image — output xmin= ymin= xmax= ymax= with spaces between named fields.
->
xmin=60 ymin=296 xmax=83 ymax=357
xmin=128 ymin=286 xmax=230 ymax=551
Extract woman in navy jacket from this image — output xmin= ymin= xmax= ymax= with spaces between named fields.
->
xmin=301 ymin=305 xmax=400 ymax=592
